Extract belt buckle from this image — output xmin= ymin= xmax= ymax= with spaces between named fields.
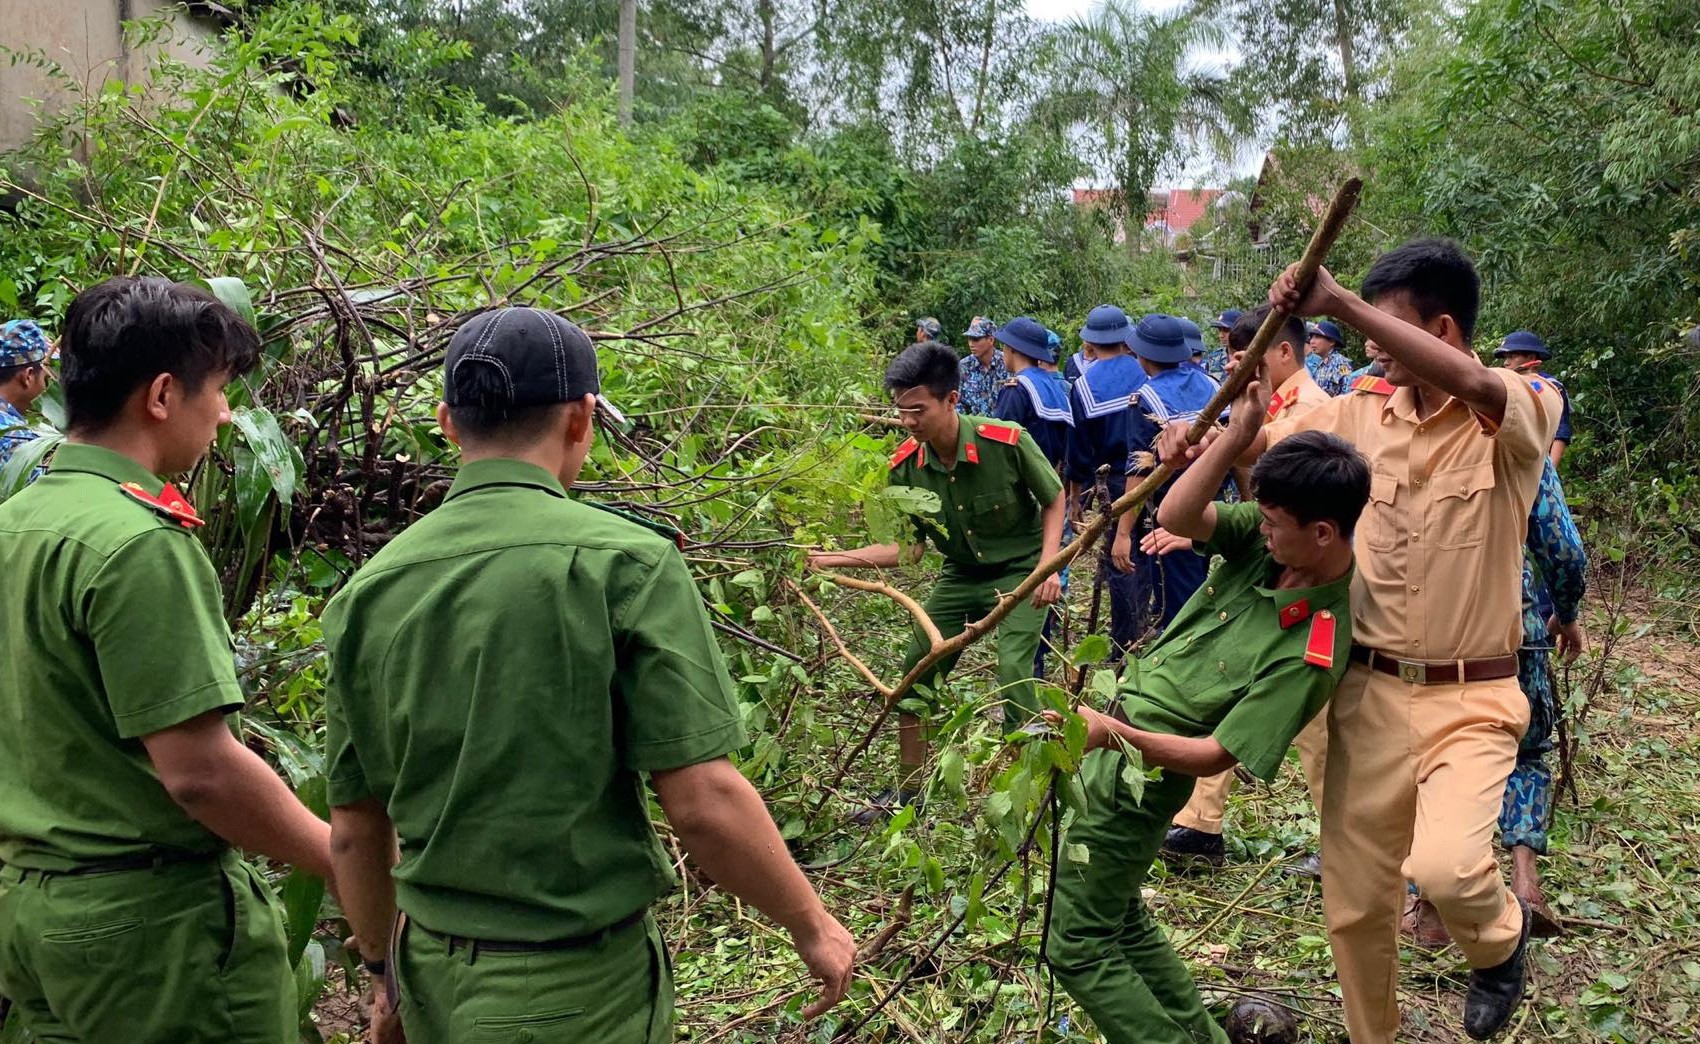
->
xmin=1397 ymin=659 xmax=1427 ymax=685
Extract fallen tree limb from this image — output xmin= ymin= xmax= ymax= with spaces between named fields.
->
xmin=813 ymin=177 xmax=1363 ymax=795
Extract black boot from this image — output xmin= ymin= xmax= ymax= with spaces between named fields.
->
xmin=1464 ymin=897 xmax=1532 ymax=1040
xmin=1160 ymin=826 xmax=1225 ymax=866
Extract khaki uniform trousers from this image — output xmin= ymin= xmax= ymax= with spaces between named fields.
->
xmin=1320 ymin=664 xmax=1529 ymax=1044
xmin=1172 ymin=712 xmax=1329 ymax=834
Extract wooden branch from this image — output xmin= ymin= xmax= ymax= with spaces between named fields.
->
xmin=786 ymin=579 xmax=895 ymax=698
xmin=817 ymin=573 xmax=944 ymax=649
xmin=817 ymin=178 xmax=1363 ymax=792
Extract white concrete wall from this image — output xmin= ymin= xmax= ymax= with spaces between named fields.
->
xmin=1 ymin=0 xmax=217 ymax=154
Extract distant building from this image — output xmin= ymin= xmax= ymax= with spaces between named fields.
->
xmin=1 ymin=0 xmax=220 ymax=156
xmin=1070 ymin=186 xmax=1229 ymax=247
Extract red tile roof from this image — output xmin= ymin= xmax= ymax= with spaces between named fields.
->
xmin=1071 ymin=187 xmax=1225 ymax=237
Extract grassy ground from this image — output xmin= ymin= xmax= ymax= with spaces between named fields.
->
xmin=313 ymin=579 xmax=1699 ymax=1043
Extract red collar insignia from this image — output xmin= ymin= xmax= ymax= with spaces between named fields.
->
xmin=1304 ymin=608 xmax=1337 ymax=668
xmin=890 ymin=437 xmax=922 ymax=470
xmin=119 ymin=482 xmax=205 ymax=528
xmin=964 ymin=441 xmax=980 ymax=464
xmin=1278 ymin=597 xmax=1311 ymax=629
xmin=1265 ymin=391 xmax=1285 ymax=420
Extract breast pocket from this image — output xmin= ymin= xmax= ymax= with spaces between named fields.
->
xmin=971 ymin=489 xmax=1023 ymax=537
xmin=1431 ymin=461 xmax=1496 ymax=550
xmin=1365 ymin=471 xmax=1399 ymax=551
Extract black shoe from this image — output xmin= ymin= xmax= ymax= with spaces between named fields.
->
xmin=1225 ymin=995 xmax=1299 ymax=1044
xmin=1463 ymin=897 xmax=1532 ymax=1040
xmin=1288 ymin=852 xmax=1322 ymax=880
xmin=847 ymin=788 xmax=921 ymax=827
xmin=1160 ymin=826 xmax=1225 ymax=866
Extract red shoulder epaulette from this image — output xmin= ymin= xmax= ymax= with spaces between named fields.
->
xmin=1303 ymin=609 xmax=1337 ymax=668
xmin=975 ymin=422 xmax=1021 ymax=445
xmin=1350 ymin=375 xmax=1395 ymax=396
xmin=118 ymin=482 xmax=205 ymax=528
xmin=890 ymin=437 xmax=922 ymax=469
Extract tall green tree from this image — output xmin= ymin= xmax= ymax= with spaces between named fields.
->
xmin=1036 ymin=0 xmax=1250 ymax=251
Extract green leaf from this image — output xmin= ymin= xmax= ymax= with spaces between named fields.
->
xmin=923 ymin=855 xmax=945 ymax=893
xmin=1065 ymin=842 xmax=1091 ymax=864
xmin=1068 ymin=634 xmax=1111 ymax=665
xmin=1118 ymin=742 xmax=1148 ymax=804
xmin=0 ymin=431 xmax=63 ymax=501
xmin=230 ymin=405 xmax=299 ymax=506
xmin=879 ymin=485 xmax=942 ymax=516
xmin=1089 ymin=668 xmax=1119 ymax=702
xmin=730 ymin=569 xmax=766 ymax=591
xmin=192 ymin=276 xmax=257 ymax=329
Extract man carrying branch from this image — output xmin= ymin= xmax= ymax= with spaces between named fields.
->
xmin=1043 ymin=370 xmax=1368 ymax=1044
xmin=807 ymin=340 xmax=1065 ymax=821
xmin=1161 ymin=239 xmax=1568 ymax=1041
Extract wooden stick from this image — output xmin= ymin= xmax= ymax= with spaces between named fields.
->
xmin=818 ymin=178 xmax=1364 ymax=790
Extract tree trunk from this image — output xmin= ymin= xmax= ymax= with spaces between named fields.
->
xmin=759 ymin=0 xmax=776 ymax=94
xmin=1332 ymin=0 xmax=1356 ymax=102
xmin=618 ymin=0 xmax=637 ymax=127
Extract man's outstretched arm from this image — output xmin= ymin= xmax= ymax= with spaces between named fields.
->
xmin=1157 ymin=375 xmax=1270 ymax=542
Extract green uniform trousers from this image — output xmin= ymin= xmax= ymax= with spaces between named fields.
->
xmin=1046 ymin=750 xmax=1230 ymax=1044
xmin=902 ymin=560 xmax=1046 ymax=733
xmin=0 ymin=851 xmax=295 ymax=1044
xmin=395 ymin=912 xmax=672 ymax=1044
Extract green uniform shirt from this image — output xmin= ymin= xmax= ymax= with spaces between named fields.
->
xmin=0 ymin=443 xmax=239 ymax=870
xmin=1118 ymin=502 xmax=1354 ymax=780
xmin=323 ymin=459 xmax=748 ymax=942
xmin=889 ymin=415 xmax=1063 ymax=571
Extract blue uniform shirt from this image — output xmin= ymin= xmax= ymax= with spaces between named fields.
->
xmin=0 ymin=397 xmax=42 ymax=479
xmin=1542 ymin=372 xmax=1573 ymax=443
xmin=1306 ymin=350 xmax=1356 ymax=396
xmin=1522 ymin=460 xmax=1586 ymax=650
xmin=1200 ymin=347 xmax=1228 ymax=381
xmin=993 ymin=369 xmax=1074 ymax=468
xmin=1066 ymin=354 xmax=1147 ymax=487
xmin=1063 ymin=351 xmax=1094 ymax=387
xmin=957 ymin=353 xmax=1011 ymax=416
xmin=1123 ymin=365 xmax=1222 ymax=482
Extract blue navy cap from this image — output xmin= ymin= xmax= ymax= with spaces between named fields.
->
xmin=1313 ymin=320 xmax=1344 ymax=345
xmin=1180 ymin=317 xmax=1205 ymax=355
xmin=994 ymin=316 xmax=1054 ymax=363
xmin=1211 ymin=309 xmax=1242 ymax=331
xmin=1079 ymin=305 xmax=1133 ymax=347
xmin=0 ymin=320 xmax=51 ymax=367
xmin=1044 ymin=328 xmax=1061 ymax=351
xmin=1126 ymin=313 xmax=1191 ymax=364
xmin=1493 ymin=330 xmax=1550 ymax=359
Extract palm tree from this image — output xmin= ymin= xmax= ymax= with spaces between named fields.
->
xmin=1036 ymin=0 xmax=1250 ymax=252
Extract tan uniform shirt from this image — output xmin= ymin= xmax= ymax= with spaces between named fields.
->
xmin=1264 ymin=366 xmax=1561 ymax=660
xmin=1266 ymin=365 xmax=1331 ymax=423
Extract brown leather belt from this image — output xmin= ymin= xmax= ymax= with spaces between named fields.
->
xmin=1350 ymin=645 xmax=1519 ymax=685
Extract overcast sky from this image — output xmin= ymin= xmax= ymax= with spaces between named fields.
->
xmin=1024 ymin=0 xmax=1263 ymax=185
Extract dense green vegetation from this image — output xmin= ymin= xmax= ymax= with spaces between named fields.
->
xmin=1 ymin=0 xmax=1696 ymax=1040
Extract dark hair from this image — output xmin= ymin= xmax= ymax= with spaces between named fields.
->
xmin=1359 ymin=237 xmax=1480 ymax=343
xmin=0 ymin=361 xmax=42 ymax=384
xmin=1229 ymin=304 xmax=1306 ymax=355
xmin=884 ymin=340 xmax=960 ymax=398
xmin=60 ymin=277 xmax=260 ymax=432
xmin=446 ymin=362 xmax=571 ymax=443
xmin=1251 ymin=431 xmax=1371 ymax=538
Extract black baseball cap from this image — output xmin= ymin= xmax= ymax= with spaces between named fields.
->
xmin=443 ymin=307 xmax=623 ymax=422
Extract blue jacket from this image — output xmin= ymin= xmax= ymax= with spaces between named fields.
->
xmin=1123 ymin=365 xmax=1222 ymax=483
xmin=993 ymin=369 xmax=1073 ymax=468
xmin=1066 ymin=354 xmax=1147 ymax=487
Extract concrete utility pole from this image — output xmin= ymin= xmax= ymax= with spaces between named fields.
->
xmin=617 ymin=0 xmax=636 ymax=127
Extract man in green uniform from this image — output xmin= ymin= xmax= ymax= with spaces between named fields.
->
xmin=0 ymin=277 xmax=335 ymax=1043
xmin=808 ymin=340 xmax=1065 ymax=817
xmin=1042 ymin=372 xmax=1368 ymax=1044
xmin=326 ymin=307 xmax=855 ymax=1044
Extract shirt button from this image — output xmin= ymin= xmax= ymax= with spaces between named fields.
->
xmin=1414 ymin=478 xmax=1424 ymax=488
xmin=1217 ymin=611 xmax=1228 ymax=621
xmin=1218 ymin=660 xmax=1227 ymax=672
xmin=1410 ymin=584 xmax=1420 ymax=592
xmin=1205 ymin=586 xmax=1215 ymax=596
xmin=1411 ymin=639 xmax=1421 ymax=647
xmin=1411 ymin=532 xmax=1420 ymax=540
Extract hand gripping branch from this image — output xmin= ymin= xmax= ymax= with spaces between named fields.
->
xmin=809 ymin=179 xmax=1364 ymax=786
